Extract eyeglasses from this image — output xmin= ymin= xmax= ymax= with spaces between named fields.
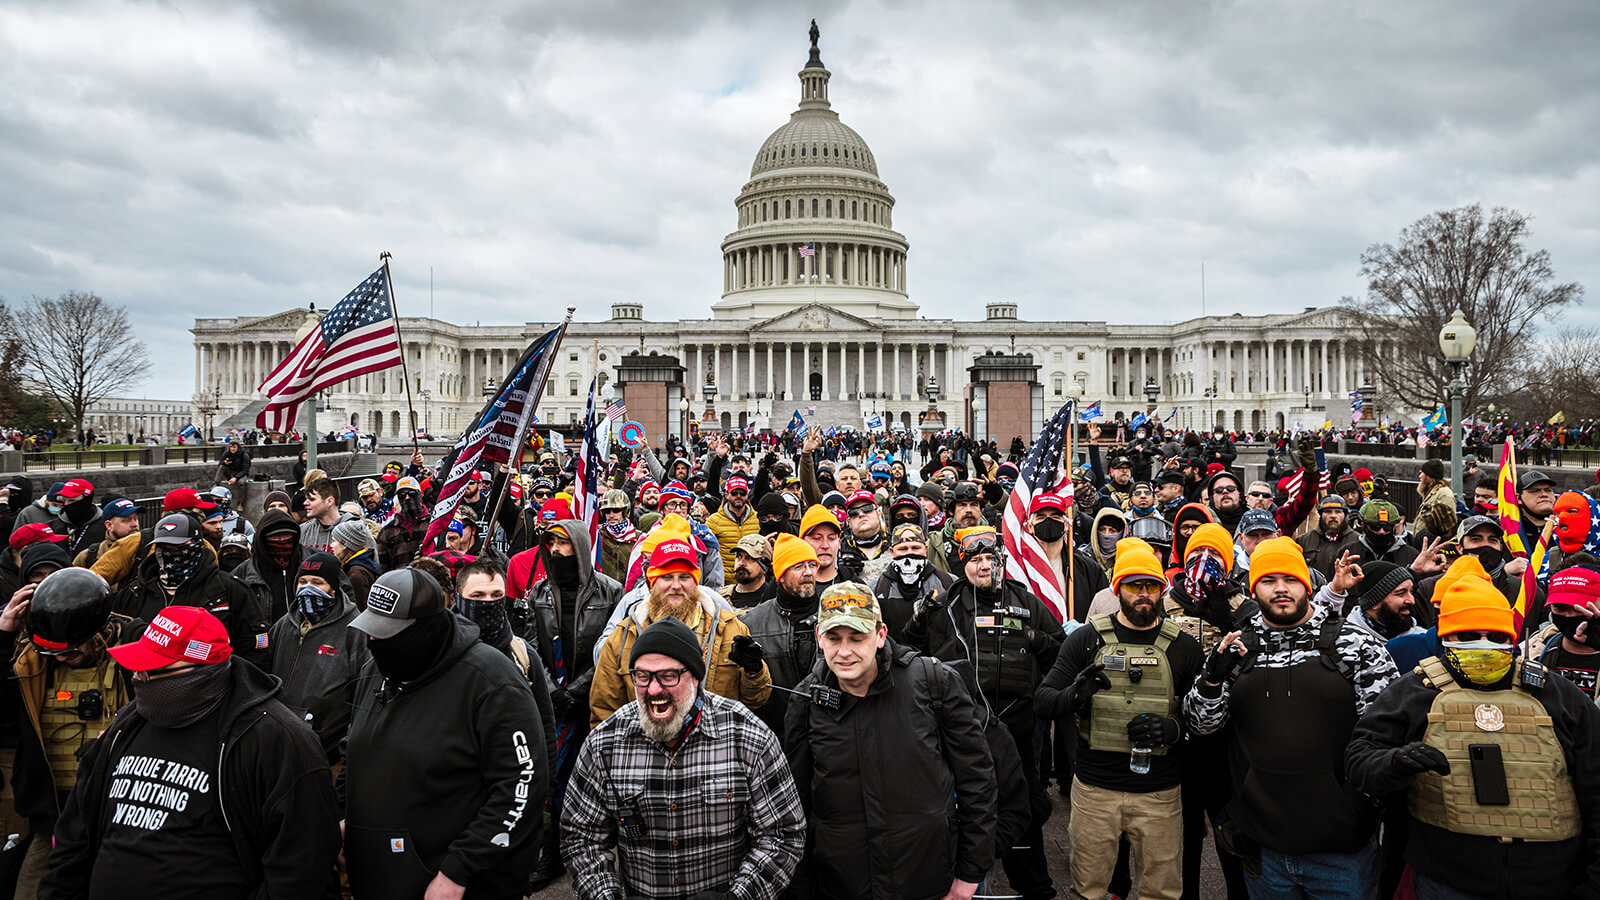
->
xmin=1213 ymin=486 xmax=1240 ymax=495
xmin=629 ymin=667 xmax=689 ymax=688
xmin=1247 ymin=491 xmax=1272 ymax=499
xmin=1122 ymin=581 xmax=1164 ymax=596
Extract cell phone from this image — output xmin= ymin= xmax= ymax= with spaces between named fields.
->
xmin=1313 ymin=447 xmax=1327 ymax=472
xmin=1468 ymin=744 xmax=1510 ymax=806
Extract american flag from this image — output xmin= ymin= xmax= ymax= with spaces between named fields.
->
xmin=605 ymin=400 xmax=626 ymax=422
xmin=573 ymin=378 xmax=607 ymax=565
xmin=1002 ymin=399 xmax=1075 ymax=622
xmin=422 ymin=326 xmax=563 ymax=550
xmin=256 ymin=266 xmax=403 ymax=433
xmin=797 ymin=242 xmax=816 ymax=258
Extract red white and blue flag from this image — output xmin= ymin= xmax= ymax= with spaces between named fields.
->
xmin=572 ymin=377 xmax=608 ymax=566
xmin=797 ymin=242 xmax=816 ymax=258
xmin=422 ymin=326 xmax=562 ymax=550
xmin=1002 ymin=399 xmax=1076 ymax=622
xmin=257 ymin=265 xmax=404 ymax=433
xmin=604 ymin=400 xmax=626 ymax=422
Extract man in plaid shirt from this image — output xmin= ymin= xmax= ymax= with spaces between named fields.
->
xmin=561 ymin=616 xmax=805 ymax=899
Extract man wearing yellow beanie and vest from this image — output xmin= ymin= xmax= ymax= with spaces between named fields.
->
xmin=1184 ymin=537 xmax=1399 ymax=899
xmin=739 ymin=534 xmax=824 ymax=733
xmin=589 ymin=524 xmax=772 ymax=727
xmin=1348 ymin=560 xmax=1600 ymax=900
xmin=1036 ymin=538 xmax=1203 ymax=900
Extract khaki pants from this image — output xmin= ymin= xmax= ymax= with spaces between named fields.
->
xmin=1068 ymin=776 xmax=1183 ymax=900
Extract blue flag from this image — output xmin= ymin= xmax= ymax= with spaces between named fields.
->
xmin=1421 ymin=405 xmax=1446 ymax=432
xmin=178 ymin=423 xmax=199 ymax=441
xmin=1130 ymin=412 xmax=1147 ymax=428
xmin=1080 ymin=401 xmax=1102 ymax=423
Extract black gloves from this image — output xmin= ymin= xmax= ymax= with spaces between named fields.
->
xmin=911 ymin=590 xmax=943 ymax=628
xmin=1067 ymin=663 xmax=1111 ymax=713
xmin=1127 ymin=713 xmax=1181 ymax=748
xmin=729 ymin=634 xmax=765 ymax=675
xmin=550 ymin=686 xmax=576 ymax=718
xmin=1391 ymin=741 xmax=1451 ymax=776
xmin=1202 ymin=643 xmax=1246 ymax=687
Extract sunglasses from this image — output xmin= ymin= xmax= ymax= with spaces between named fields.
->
xmin=1247 ymin=491 xmax=1272 ymax=499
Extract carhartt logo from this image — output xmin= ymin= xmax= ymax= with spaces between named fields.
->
xmin=389 ymin=837 xmax=404 ymax=852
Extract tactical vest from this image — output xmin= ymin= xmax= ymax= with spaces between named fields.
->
xmin=973 ymin=603 xmax=1038 ymax=700
xmin=1407 ymin=656 xmax=1580 ymax=842
xmin=1162 ymin=593 xmax=1234 ymax=655
xmin=1080 ymin=614 xmax=1182 ymax=755
xmin=41 ymin=660 xmax=125 ymax=789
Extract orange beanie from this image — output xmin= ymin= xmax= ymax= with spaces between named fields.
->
xmin=800 ymin=504 xmax=841 ymax=539
xmin=1186 ymin=523 xmax=1235 ymax=567
xmin=643 ymin=515 xmax=700 ymax=585
xmin=771 ymin=533 xmax=820 ymax=580
xmin=1436 ymin=571 xmax=1514 ymax=638
xmin=1248 ymin=536 xmax=1312 ymax=591
xmin=1112 ymin=538 xmax=1168 ymax=594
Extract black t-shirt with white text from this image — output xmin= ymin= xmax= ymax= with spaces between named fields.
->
xmin=1545 ymin=643 xmax=1600 ymax=699
xmin=88 ymin=708 xmax=252 ymax=900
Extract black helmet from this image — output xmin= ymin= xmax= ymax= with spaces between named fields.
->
xmin=949 ymin=481 xmax=982 ymax=509
xmin=26 ymin=568 xmax=112 ymax=655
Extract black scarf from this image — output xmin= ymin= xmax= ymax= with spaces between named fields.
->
xmin=367 ymin=613 xmax=454 ymax=683
xmin=136 ymin=661 xmax=232 ymax=729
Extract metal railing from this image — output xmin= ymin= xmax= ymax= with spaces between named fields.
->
xmin=21 ymin=449 xmax=144 ymax=471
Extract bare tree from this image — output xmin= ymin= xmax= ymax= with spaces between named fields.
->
xmin=1500 ymin=327 xmax=1600 ymax=423
xmin=0 ymin=297 xmax=25 ymax=425
xmin=14 ymin=291 xmax=151 ymax=440
xmin=1339 ymin=204 xmax=1583 ymax=417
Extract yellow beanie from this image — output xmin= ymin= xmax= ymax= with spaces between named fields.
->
xmin=1112 ymin=538 xmax=1168 ymax=594
xmin=800 ymin=504 xmax=841 ymax=539
xmin=771 ymin=533 xmax=820 ymax=580
xmin=1248 ymin=536 xmax=1312 ymax=592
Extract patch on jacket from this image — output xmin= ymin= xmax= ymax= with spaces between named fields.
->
xmin=317 ymin=644 xmax=339 ymax=656
xmin=254 ymin=633 xmax=269 ymax=649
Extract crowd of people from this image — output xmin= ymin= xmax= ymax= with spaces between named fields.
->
xmin=0 ymin=418 xmax=1597 ymax=900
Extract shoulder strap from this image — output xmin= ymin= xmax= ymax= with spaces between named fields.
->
xmin=1154 ymin=617 xmax=1182 ymax=652
xmin=1416 ymin=655 xmax=1458 ymax=692
xmin=1089 ymin=613 xmax=1115 ymax=640
xmin=509 ymin=637 xmax=532 ymax=678
xmin=1317 ymin=614 xmax=1355 ymax=682
xmin=1235 ymin=627 xmax=1263 ymax=675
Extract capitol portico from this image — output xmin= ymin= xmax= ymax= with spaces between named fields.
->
xmin=192 ymin=26 xmax=1404 ymax=446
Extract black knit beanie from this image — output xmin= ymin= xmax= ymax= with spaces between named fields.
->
xmin=629 ymin=616 xmax=706 ymax=681
xmin=1358 ymin=561 xmax=1413 ymax=610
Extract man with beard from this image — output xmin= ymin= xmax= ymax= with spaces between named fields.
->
xmin=72 ymin=496 xmax=141 ymax=569
xmin=1205 ymin=469 xmax=1248 ymax=534
xmin=1517 ymin=469 xmax=1559 ymax=555
xmin=800 ymin=503 xmax=856 ymax=589
xmin=588 ymin=530 xmax=771 ymax=726
xmin=355 ymin=478 xmax=392 ymax=524
xmin=934 ymin=481 xmax=988 ymax=575
xmin=1184 ymin=538 xmax=1399 ymax=900
xmin=872 ymin=523 xmax=957 ymax=641
xmin=1414 ymin=458 xmax=1458 ymax=542
xmin=526 ymin=520 xmax=622 ymax=765
xmin=707 ymin=474 xmax=759 ymax=583
xmin=1347 ymin=567 xmax=1600 ymax=900
xmin=1297 ymin=496 xmax=1359 ymax=579
xmin=39 ymin=606 xmax=340 ymax=899
xmin=595 ymin=489 xmax=638 ymax=583
xmin=376 ymin=477 xmax=427 ymax=570
xmin=784 ymin=584 xmax=997 ymax=900
xmin=561 ymin=616 xmax=805 ymax=900
xmin=1349 ymin=561 xmax=1426 ymax=644
xmin=1349 ymin=499 xmax=1422 ymax=567
xmin=343 ymin=568 xmax=548 ymax=900
xmin=1036 ymin=541 xmax=1203 ymax=900
xmin=721 ymin=533 xmax=776 ymax=608
xmin=113 ymin=513 xmax=270 ymax=671
xmin=903 ymin=526 xmax=1063 ymax=900
xmin=1 ymin=568 xmax=136 ymax=896
xmin=739 ymin=534 xmax=821 ymax=733
xmin=632 ymin=480 xmax=660 ymax=526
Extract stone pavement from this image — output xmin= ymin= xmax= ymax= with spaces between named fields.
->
xmin=529 ymin=783 xmax=1229 ymax=899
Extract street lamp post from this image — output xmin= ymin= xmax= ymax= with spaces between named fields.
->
xmin=1143 ymin=377 xmax=1159 ymax=422
xmin=970 ymin=397 xmax=982 ymax=439
xmin=419 ymin=389 xmax=432 ymax=437
xmin=1203 ymin=383 xmax=1218 ymax=430
xmin=1439 ymin=308 xmax=1478 ymax=500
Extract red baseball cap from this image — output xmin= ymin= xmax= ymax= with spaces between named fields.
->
xmin=163 ymin=488 xmax=218 ymax=512
xmin=472 ymin=470 xmax=489 ymax=482
xmin=9 ymin=523 xmax=67 ymax=551
xmin=846 ymin=489 xmax=877 ymax=510
xmin=507 ymin=482 xmax=524 ymax=501
xmin=1029 ymin=493 xmax=1070 ymax=515
xmin=58 ymin=478 xmax=94 ymax=500
xmin=107 ymin=606 xmax=232 ymax=672
xmin=725 ymin=476 xmax=750 ymax=494
xmin=1548 ymin=568 xmax=1600 ymax=608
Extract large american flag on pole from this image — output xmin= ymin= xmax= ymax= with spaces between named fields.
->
xmin=256 ymin=266 xmax=403 ymax=433
xmin=422 ymin=326 xmax=561 ymax=550
xmin=1002 ymin=399 xmax=1075 ymax=622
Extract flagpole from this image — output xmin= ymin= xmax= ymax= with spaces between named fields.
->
xmin=482 ymin=307 xmax=576 ymax=552
xmin=380 ymin=251 xmax=422 ymax=455
xmin=1065 ymin=398 xmax=1076 ymax=622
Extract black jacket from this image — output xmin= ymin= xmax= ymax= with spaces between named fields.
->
xmin=783 ymin=643 xmax=997 ymax=899
xmin=267 ymin=569 xmax=370 ymax=762
xmin=739 ymin=590 xmax=821 ymax=734
xmin=113 ymin=544 xmax=272 ymax=671
xmin=340 ymin=616 xmax=548 ymax=899
xmin=1347 ymin=666 xmax=1600 ymax=899
xmin=234 ymin=510 xmax=305 ymax=623
xmin=871 ymin=565 xmax=957 ymax=641
xmin=526 ymin=519 xmax=621 ymax=720
xmin=39 ymin=660 xmax=342 ymax=900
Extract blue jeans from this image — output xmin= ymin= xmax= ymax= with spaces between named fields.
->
xmin=1413 ymin=872 xmax=1488 ymax=900
xmin=1245 ymin=834 xmax=1378 ymax=900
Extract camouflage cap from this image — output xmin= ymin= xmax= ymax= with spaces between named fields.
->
xmin=816 ymin=582 xmax=882 ymax=634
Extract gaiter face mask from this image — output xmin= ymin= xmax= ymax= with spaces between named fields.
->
xmin=135 ymin=660 xmax=232 ymax=729
xmin=1442 ymin=639 xmax=1515 ymax=686
xmin=296 ymin=584 xmax=338 ymax=624
xmin=367 ymin=613 xmax=451 ymax=683
xmin=157 ymin=542 xmax=204 ymax=591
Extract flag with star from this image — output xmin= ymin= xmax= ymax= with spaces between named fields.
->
xmin=257 ymin=265 xmax=404 ymax=432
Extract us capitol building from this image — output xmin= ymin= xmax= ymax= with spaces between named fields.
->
xmin=191 ymin=26 xmax=1398 ymax=447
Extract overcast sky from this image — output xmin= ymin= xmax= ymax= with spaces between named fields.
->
xmin=3 ymin=0 xmax=1596 ymax=400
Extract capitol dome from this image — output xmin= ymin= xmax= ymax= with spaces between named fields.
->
xmin=713 ymin=23 xmax=914 ymax=321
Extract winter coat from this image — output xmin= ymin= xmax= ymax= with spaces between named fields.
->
xmin=706 ymin=502 xmax=760 ymax=583
xmin=589 ymin=590 xmax=772 ymax=728
xmin=526 ymin=520 xmax=622 ymax=718
xmin=783 ymin=643 xmax=997 ymax=900
xmin=234 ymin=510 xmax=305 ymax=623
xmin=267 ymin=571 xmax=371 ymax=761
xmin=113 ymin=544 xmax=273 ymax=671
xmin=340 ymin=617 xmax=548 ymax=899
xmin=39 ymin=660 xmax=342 ymax=900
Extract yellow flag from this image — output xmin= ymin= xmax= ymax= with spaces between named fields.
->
xmin=1549 ymin=411 xmax=1566 ymax=425
xmin=1321 ymin=420 xmax=1332 ymax=430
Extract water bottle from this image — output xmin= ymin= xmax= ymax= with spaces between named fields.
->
xmin=1129 ymin=744 xmax=1152 ymax=775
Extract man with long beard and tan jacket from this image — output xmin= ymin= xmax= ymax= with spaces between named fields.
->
xmin=589 ymin=518 xmax=772 ymax=727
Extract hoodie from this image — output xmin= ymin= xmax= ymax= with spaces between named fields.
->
xmin=267 ymin=563 xmax=371 ymax=761
xmin=1202 ymin=470 xmax=1246 ymax=533
xmin=114 ymin=540 xmax=272 ymax=671
xmin=235 ymin=510 xmax=305 ymax=622
xmin=1085 ymin=507 xmax=1128 ymax=580
xmin=19 ymin=542 xmax=73 ymax=583
xmin=526 ymin=519 xmax=623 ymax=721
xmin=1167 ymin=503 xmax=1218 ymax=573
xmin=1 ymin=475 xmax=36 ymax=545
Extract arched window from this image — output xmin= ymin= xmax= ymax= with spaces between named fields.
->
xmin=851 ymin=200 xmax=857 ymax=219
xmin=785 ymin=199 xmax=791 ymax=218
xmin=800 ymin=146 xmax=806 ymax=157
xmin=761 ymin=204 xmax=767 ymax=222
xmin=812 ymin=198 xmax=818 ymax=216
xmin=826 ymin=199 xmax=832 ymax=217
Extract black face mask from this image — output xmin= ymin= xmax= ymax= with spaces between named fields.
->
xmin=64 ymin=499 xmax=96 ymax=526
xmin=463 ymin=599 xmax=511 ymax=650
xmin=367 ymin=613 xmax=453 ymax=683
xmin=398 ymin=492 xmax=424 ymax=519
xmin=136 ymin=660 xmax=232 ymax=729
xmin=1551 ymin=612 xmax=1600 ymax=648
xmin=546 ymin=553 xmax=581 ymax=589
xmin=1468 ymin=546 xmax=1503 ymax=570
xmin=1033 ymin=519 xmax=1066 ymax=543
xmin=759 ymin=519 xmax=791 ymax=537
xmin=1365 ymin=530 xmax=1395 ymax=553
